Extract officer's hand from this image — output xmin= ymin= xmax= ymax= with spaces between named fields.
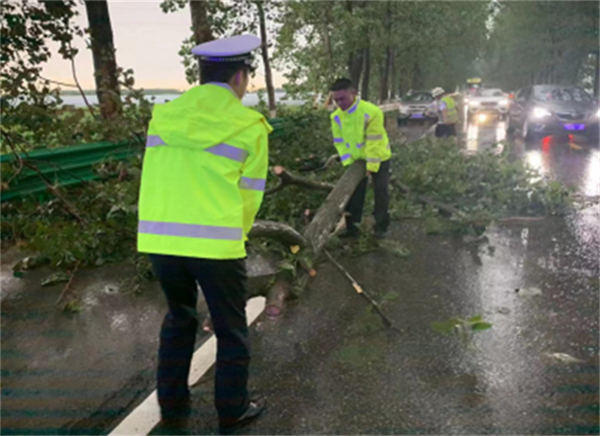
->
xmin=366 ymin=171 xmax=372 ymax=177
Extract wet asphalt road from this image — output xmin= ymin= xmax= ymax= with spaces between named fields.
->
xmin=1 ymin=117 xmax=599 ymax=435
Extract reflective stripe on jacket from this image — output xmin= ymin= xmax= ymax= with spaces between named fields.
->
xmin=330 ymin=98 xmax=391 ymax=173
xmin=137 ymin=83 xmax=272 ymax=259
xmin=440 ymin=95 xmax=459 ymax=125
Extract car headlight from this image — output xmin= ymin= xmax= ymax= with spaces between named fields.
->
xmin=533 ymin=107 xmax=552 ymax=119
xmin=470 ymin=101 xmax=480 ymax=107
xmin=597 ymin=109 xmax=600 ymax=118
xmin=499 ymin=99 xmax=509 ymax=106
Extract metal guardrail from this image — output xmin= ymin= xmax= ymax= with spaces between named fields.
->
xmin=1 ymin=118 xmax=287 ymax=203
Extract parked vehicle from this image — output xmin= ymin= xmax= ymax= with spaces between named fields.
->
xmin=397 ymin=91 xmax=438 ymax=125
xmin=466 ymin=88 xmax=509 ymax=121
xmin=507 ymin=85 xmax=600 ymax=141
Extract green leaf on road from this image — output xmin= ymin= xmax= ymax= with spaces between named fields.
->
xmin=471 ymin=322 xmax=492 ymax=331
xmin=382 ymin=291 xmax=400 ymax=302
xmin=469 ymin=315 xmax=483 ymax=322
xmin=41 ymin=272 xmax=70 ymax=287
xmin=432 ymin=319 xmax=459 ymax=334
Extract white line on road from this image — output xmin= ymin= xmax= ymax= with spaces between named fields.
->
xmin=109 ymin=296 xmax=266 ymax=436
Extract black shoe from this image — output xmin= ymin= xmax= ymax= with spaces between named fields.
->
xmin=339 ymin=226 xmax=360 ymax=238
xmin=374 ymin=228 xmax=387 ymax=240
xmin=219 ymin=397 xmax=266 ymax=435
xmin=160 ymin=397 xmax=191 ymax=419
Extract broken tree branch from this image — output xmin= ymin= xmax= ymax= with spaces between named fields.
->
xmin=265 ymin=278 xmax=292 ymax=317
xmin=265 ymin=166 xmax=335 ymax=196
xmin=55 ymin=261 xmax=81 ymax=306
xmin=324 ymin=249 xmax=394 ymax=329
xmin=1 ymin=130 xmax=87 ymax=224
xmin=249 ymin=220 xmax=308 ymax=247
xmin=391 ymin=178 xmax=465 ymax=219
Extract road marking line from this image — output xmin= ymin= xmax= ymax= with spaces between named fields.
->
xmin=109 ymin=296 xmax=266 ymax=436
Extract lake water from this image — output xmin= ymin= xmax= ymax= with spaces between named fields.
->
xmin=60 ymin=91 xmax=306 ymax=108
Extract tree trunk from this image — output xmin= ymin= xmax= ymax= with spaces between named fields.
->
xmin=361 ymin=43 xmax=371 ymax=101
xmin=348 ymin=51 xmax=364 ymax=88
xmin=378 ymin=1 xmax=393 ymax=103
xmin=84 ymin=0 xmax=120 ymax=119
xmin=379 ymin=46 xmax=392 ymax=103
xmin=390 ymin=50 xmax=396 ymax=100
xmin=189 ymin=0 xmax=213 ymax=45
xmin=411 ymin=60 xmax=422 ymax=90
xmin=322 ymin=8 xmax=334 ymax=78
xmin=256 ymin=1 xmax=276 ymax=118
xmin=594 ymin=52 xmax=600 ymax=97
xmin=304 ymin=161 xmax=366 ymax=256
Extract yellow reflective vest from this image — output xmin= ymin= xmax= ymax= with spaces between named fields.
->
xmin=137 ymin=83 xmax=272 ymax=260
xmin=330 ymin=98 xmax=391 ymax=173
xmin=440 ymin=95 xmax=459 ymax=125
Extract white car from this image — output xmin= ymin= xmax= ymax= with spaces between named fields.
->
xmin=465 ymin=88 xmax=510 ymax=121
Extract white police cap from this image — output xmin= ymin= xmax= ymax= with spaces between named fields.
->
xmin=191 ymin=35 xmax=261 ymax=64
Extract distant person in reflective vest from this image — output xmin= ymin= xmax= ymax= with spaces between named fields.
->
xmin=431 ymin=87 xmax=459 ymax=138
xmin=329 ymin=78 xmax=392 ymax=239
xmin=137 ymin=35 xmax=270 ymax=434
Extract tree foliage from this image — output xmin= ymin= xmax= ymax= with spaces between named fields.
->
xmin=1 ymin=0 xmax=81 ymax=150
xmin=483 ymin=1 xmax=599 ymax=93
xmin=274 ymin=0 xmax=489 ymax=101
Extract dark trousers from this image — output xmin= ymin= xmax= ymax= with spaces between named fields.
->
xmin=346 ymin=159 xmax=391 ymax=232
xmin=149 ymin=254 xmax=250 ymax=423
xmin=435 ymin=123 xmax=456 ymax=138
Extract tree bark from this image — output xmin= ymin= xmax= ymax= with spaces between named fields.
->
xmin=390 ymin=50 xmax=397 ymax=100
xmin=361 ymin=43 xmax=371 ymax=101
xmin=411 ymin=60 xmax=423 ymax=90
xmin=84 ymin=0 xmax=120 ymax=119
xmin=322 ymin=8 xmax=334 ymax=79
xmin=249 ymin=220 xmax=308 ymax=247
xmin=265 ymin=166 xmax=335 ymax=195
xmin=379 ymin=46 xmax=392 ymax=103
xmin=379 ymin=1 xmax=393 ymax=103
xmin=348 ymin=51 xmax=364 ymax=88
xmin=594 ymin=51 xmax=600 ymax=97
xmin=256 ymin=1 xmax=276 ymax=118
xmin=304 ymin=161 xmax=366 ymax=256
xmin=189 ymin=0 xmax=213 ymax=45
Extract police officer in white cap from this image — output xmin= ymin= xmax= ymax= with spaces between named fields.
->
xmin=137 ymin=35 xmax=271 ymax=433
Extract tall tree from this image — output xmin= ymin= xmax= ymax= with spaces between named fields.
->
xmin=361 ymin=44 xmax=371 ymax=101
xmin=189 ymin=0 xmax=214 ymax=45
xmin=84 ymin=0 xmax=121 ymax=119
xmin=255 ymin=0 xmax=276 ymax=117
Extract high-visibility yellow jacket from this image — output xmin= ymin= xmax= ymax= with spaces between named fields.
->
xmin=440 ymin=95 xmax=459 ymax=124
xmin=330 ymin=98 xmax=391 ymax=173
xmin=137 ymin=83 xmax=272 ymax=260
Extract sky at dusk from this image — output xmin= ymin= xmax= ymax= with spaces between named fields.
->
xmin=43 ymin=0 xmax=286 ymax=91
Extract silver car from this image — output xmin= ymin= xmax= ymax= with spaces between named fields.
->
xmin=398 ymin=91 xmax=437 ymax=125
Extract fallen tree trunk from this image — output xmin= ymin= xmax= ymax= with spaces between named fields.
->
xmin=252 ymin=160 xmax=367 ymax=316
xmin=304 ymin=161 xmax=366 ymax=255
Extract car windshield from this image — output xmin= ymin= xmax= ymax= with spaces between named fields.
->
xmin=406 ymin=92 xmax=432 ymax=102
xmin=534 ymin=87 xmax=592 ymax=103
xmin=479 ymin=89 xmax=503 ymax=97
